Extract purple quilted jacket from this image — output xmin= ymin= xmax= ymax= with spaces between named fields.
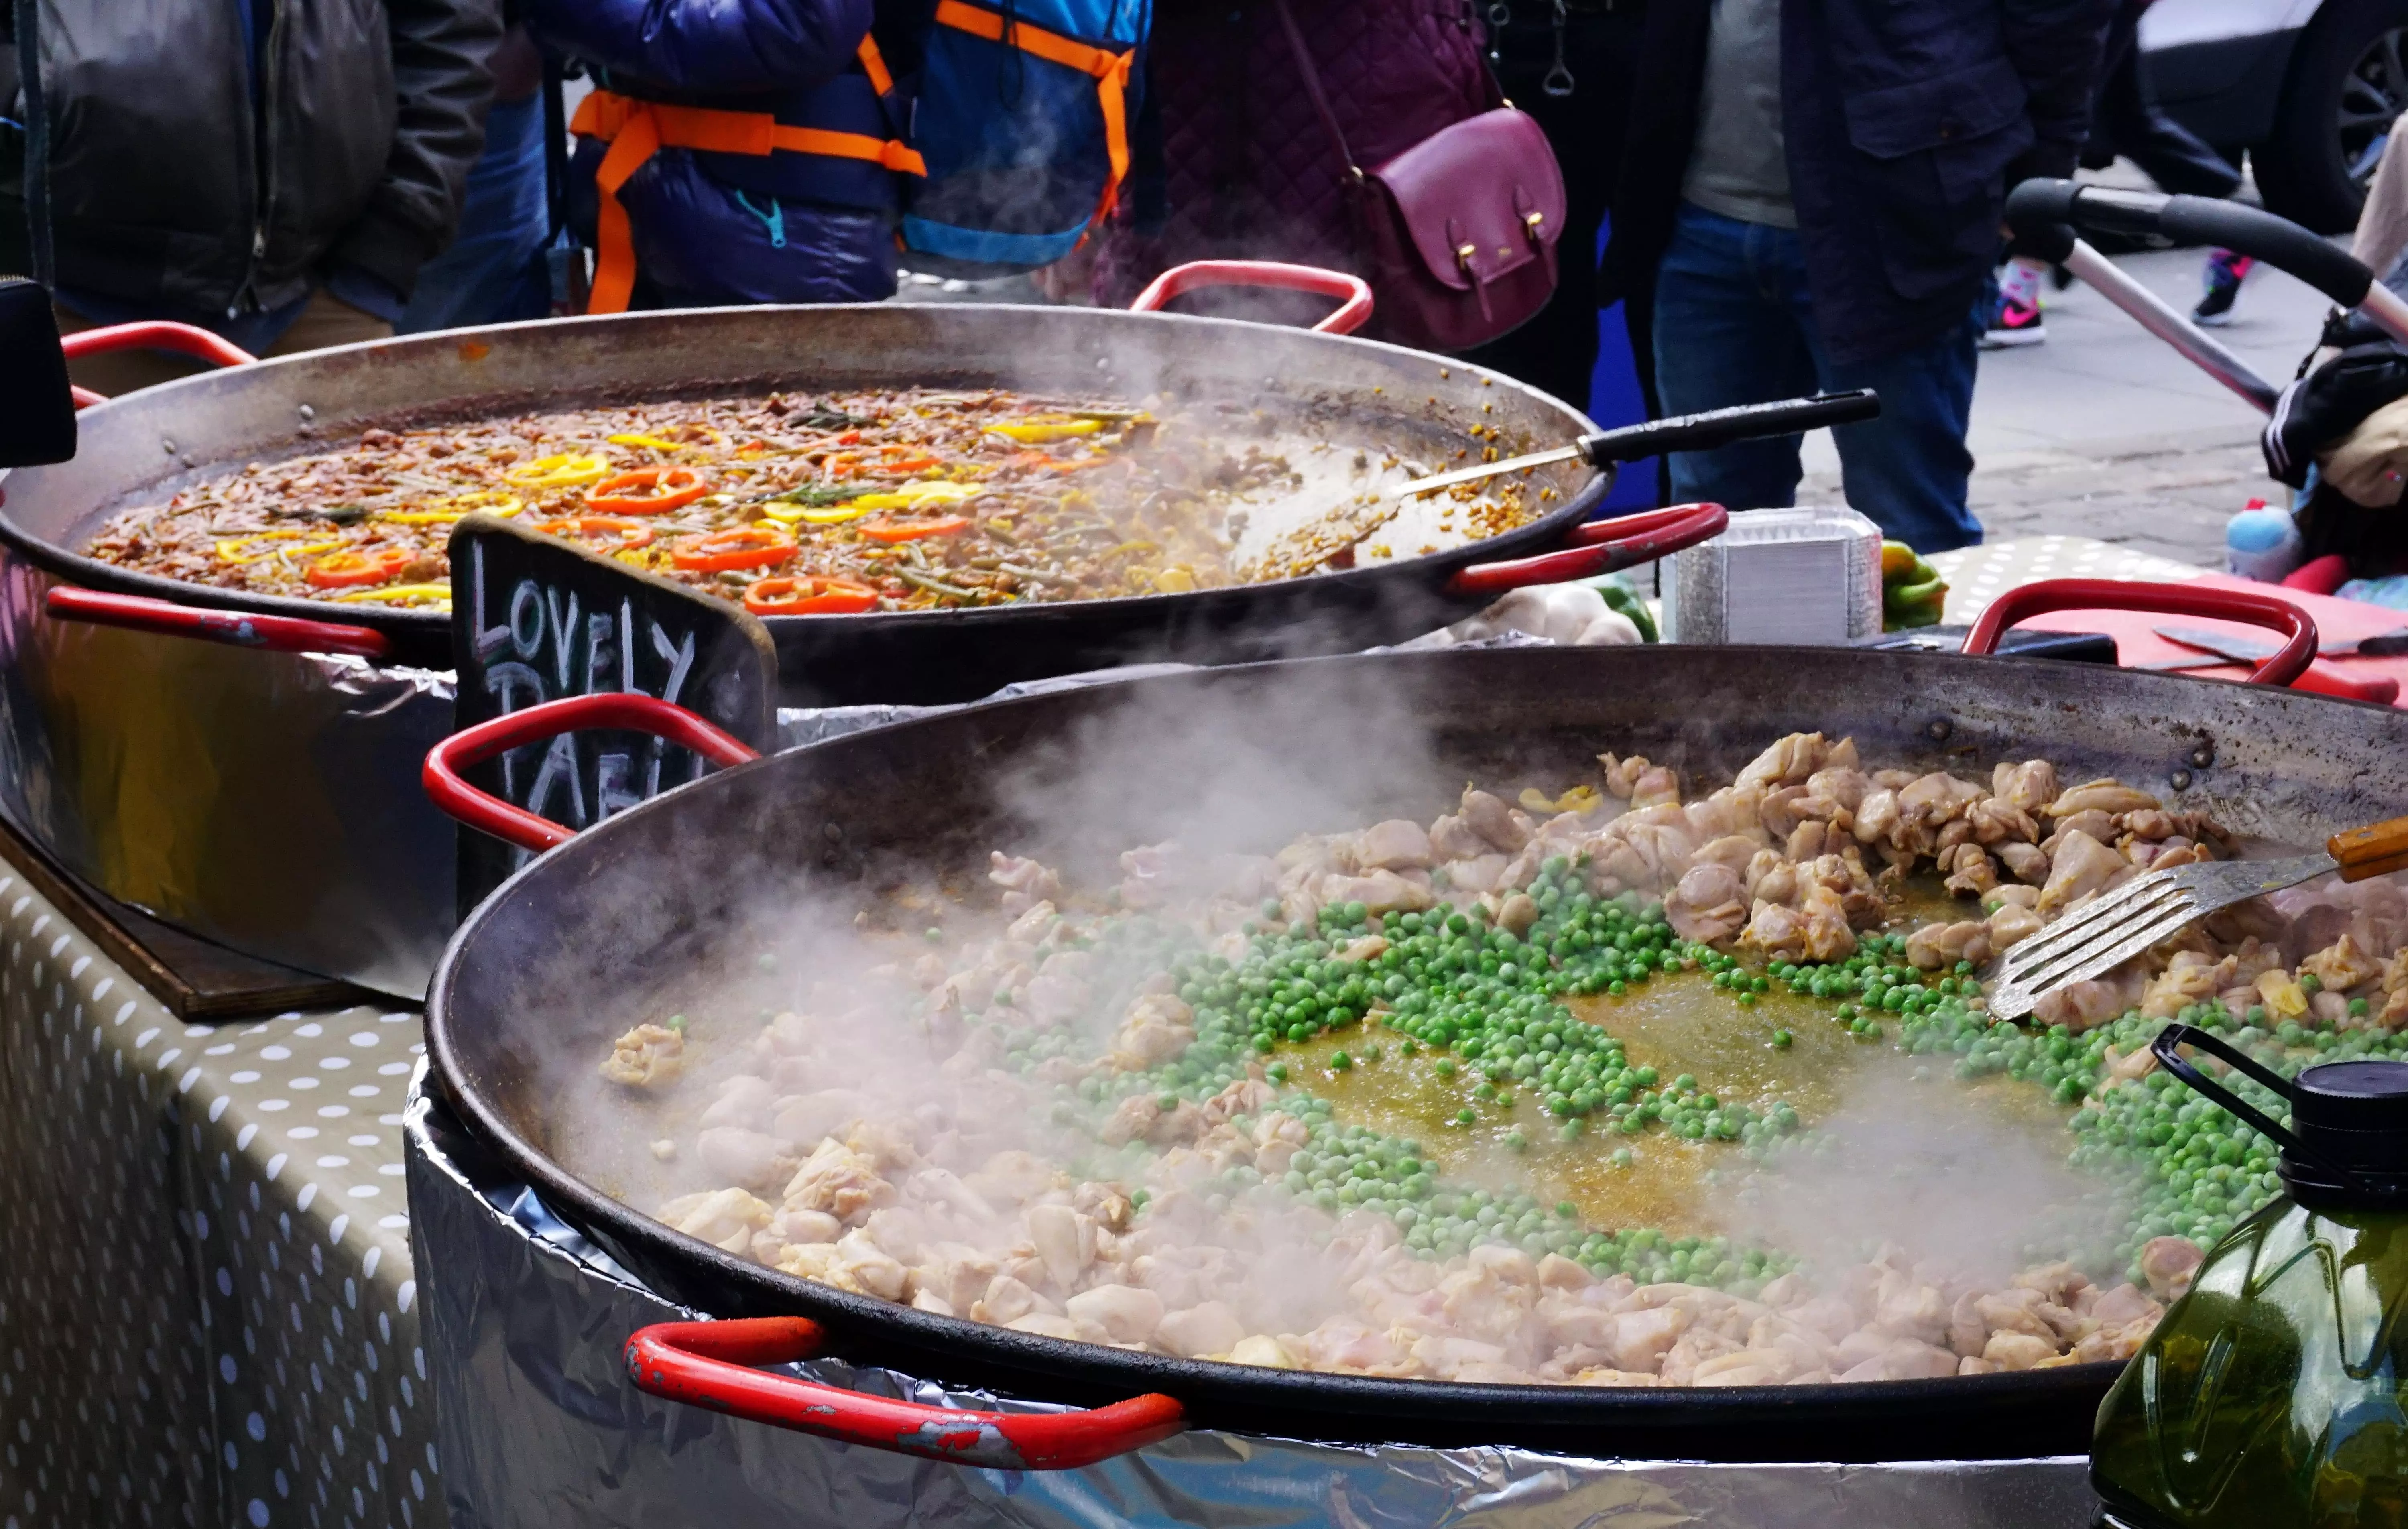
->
xmin=1092 ymin=0 xmax=1495 ymax=310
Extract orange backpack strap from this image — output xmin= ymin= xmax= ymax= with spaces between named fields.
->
xmin=930 ymin=0 xmax=1135 ymax=220
xmin=571 ymin=75 xmax=927 ymax=315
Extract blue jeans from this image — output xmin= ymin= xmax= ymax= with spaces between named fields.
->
xmin=1651 ymin=202 xmax=1983 ymax=552
xmin=398 ymin=95 xmax=552 ymax=334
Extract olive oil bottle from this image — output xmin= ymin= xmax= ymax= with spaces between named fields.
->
xmin=2091 ymin=1023 xmax=2408 ymax=1527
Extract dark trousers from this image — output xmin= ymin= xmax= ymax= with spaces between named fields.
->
xmin=1459 ymin=5 xmax=1645 ymax=413
xmin=2082 ymin=0 xmax=2241 ymax=197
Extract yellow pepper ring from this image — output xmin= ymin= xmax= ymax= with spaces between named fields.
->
xmin=330 ymin=582 xmax=452 ymax=605
xmin=986 ymin=418 xmax=1104 ymax=444
xmin=503 ymin=453 xmax=611 ymax=490
xmin=378 ymin=490 xmax=525 ymax=525
xmin=605 ymin=433 xmax=685 ymax=452
xmin=214 ymin=529 xmax=309 ymax=563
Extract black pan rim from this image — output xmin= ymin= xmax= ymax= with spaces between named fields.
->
xmin=419 ymin=645 xmax=2360 ymax=1453
xmin=0 ymin=304 xmax=1614 ymax=652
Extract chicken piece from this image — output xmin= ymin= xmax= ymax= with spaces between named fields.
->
xmin=1991 ymin=760 xmax=2060 ymax=814
xmin=1996 ymin=840 xmax=2049 ymax=884
xmin=2043 ymin=810 xmax=2117 ymax=854
xmin=1320 ymin=869 xmax=1436 ymax=915
xmin=1664 ymin=862 xmax=1747 ymax=945
xmin=1025 ymin=1203 xmax=1097 ymax=1291
xmin=600 ymin=1023 xmax=685 ymax=1089
xmin=1202 ymin=1077 xmax=1278 ymax=1126
xmin=1228 ymin=1335 xmax=1297 ymax=1369
xmin=1836 ymin=1337 xmax=1960 ymax=1383
xmin=1110 ymin=992 xmax=1196 ymax=1071
xmin=1599 ymin=752 xmax=1682 ymax=807
xmin=2141 ymin=950 xmax=2236 ymax=1020
xmin=2046 ymin=780 xmax=2160 ymax=818
xmin=1905 ymin=919 xmax=1991 ymax=972
xmin=1873 ymin=1271 xmax=1949 ymax=1345
xmin=1428 ymin=813 xmax=1490 ymax=862
xmin=1349 ymin=817 xmax=1436 ymax=871
xmin=1739 ymin=899 xmax=1808 ymax=961
xmin=1942 ymin=843 xmax=1998 ymax=899
xmin=2038 ymin=829 xmax=2131 ymax=913
xmin=769 ymin=1090 xmax=870 ymax=1153
xmin=1302 ymin=1319 xmax=1417 ymax=1374
xmin=970 ymin=1273 xmax=1048 ymax=1325
xmin=1657 ymin=1329 xmax=1744 ymax=1387
xmin=1745 ymin=850 xmax=1799 ymax=907
xmin=1460 ymin=788 xmax=1530 ymax=852
xmin=2031 ymin=969 xmax=2143 ymax=1033
xmin=1898 ymin=772 xmax=1987 ymax=826
xmin=1797 ymin=883 xmax=1858 ymax=961
xmin=1967 ymin=797 xmax=2040 ymax=847
xmin=1117 ymin=841 xmax=1185 ymax=910
xmin=1005 ymin=1313 xmax=1098 ymax=1343
xmin=781 ymin=1138 xmax=895 ymax=1224
xmin=1497 ymin=892 xmax=1540 ymax=937
xmin=2099 ymin=1039 xmax=2159 ymax=1092
xmin=831 ymin=1230 xmax=909 ymax=1300
xmin=2089 ymin=1283 xmax=2162 ymax=1329
xmin=700 ymin=1075 xmax=775 ymax=1132
xmin=1692 ymin=1348 xmax=1798 ymax=1387
xmin=2380 ymin=947 xmax=2408 ymax=1029
xmin=2304 ymin=932 xmax=2384 ymax=993
xmin=989 ymin=852 xmax=1063 ymax=916
xmin=1065 ymin=1283 xmax=1164 ymax=1344
xmin=1786 ymin=821 xmax=1832 ymax=862
xmin=1146 ymin=1301 xmax=1244 ymax=1360
xmin=1982 ymin=1331 xmax=2060 ymax=1371
xmin=1736 ymin=732 xmax=1846 ymax=791
xmin=1443 ymin=853 xmax=1510 ymax=895
xmin=1987 ymin=902 xmax=2044 ymax=950
xmin=657 ymin=1187 xmax=772 ymax=1254
xmin=1851 ymin=789 xmax=1900 ymax=844
xmin=1337 ymin=934 xmax=1390 ymax=964
xmin=1598 ymin=1304 xmax=1691 ymax=1374
xmin=907 ymin=1243 xmax=1002 ymax=1313
xmin=696 ymin=1128 xmax=799 ymax=1194
xmin=2140 ymin=1237 xmax=2204 ymax=1300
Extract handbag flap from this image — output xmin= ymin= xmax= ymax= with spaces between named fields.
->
xmin=1366 ymin=108 xmax=1567 ymax=294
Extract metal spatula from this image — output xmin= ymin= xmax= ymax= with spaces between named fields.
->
xmin=1987 ymin=815 xmax=2408 ymax=1022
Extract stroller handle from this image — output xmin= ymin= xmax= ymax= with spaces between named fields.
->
xmin=2005 ymin=179 xmax=2372 ymax=309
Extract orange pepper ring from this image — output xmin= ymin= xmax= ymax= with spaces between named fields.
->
xmin=536 ymin=515 xmax=658 ymax=551
xmin=588 ymin=466 xmax=710 ymax=514
xmin=670 ymin=526 xmax=797 ymax=573
xmin=858 ymin=516 xmax=971 ymax=544
xmin=744 ymin=575 xmax=881 ymax=615
xmin=305 ymin=545 xmax=413 ymax=589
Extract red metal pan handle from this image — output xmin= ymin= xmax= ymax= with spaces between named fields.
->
xmin=1128 ymin=260 xmax=1375 ymax=335
xmin=625 ymin=1318 xmax=1186 ymax=1470
xmin=1963 ymin=577 xmax=2337 ymax=689
xmin=423 ymin=691 xmax=761 ymax=853
xmin=45 ymin=586 xmax=395 ymax=660
xmin=62 ymin=321 xmax=258 ymax=407
xmin=1444 ymin=502 xmax=1728 ymax=598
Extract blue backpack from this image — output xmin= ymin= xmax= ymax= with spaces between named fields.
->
xmin=900 ymin=0 xmax=1151 ymax=274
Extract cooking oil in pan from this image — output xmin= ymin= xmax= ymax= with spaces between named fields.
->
xmin=1282 ymin=966 xmax=2076 ymax=1242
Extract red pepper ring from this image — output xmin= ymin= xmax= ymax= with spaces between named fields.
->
xmin=535 ymin=515 xmax=659 ymax=552
xmin=858 ymin=516 xmax=971 ymax=544
xmin=305 ymin=545 xmax=413 ymax=589
xmin=743 ymin=575 xmax=881 ymax=615
xmin=588 ymin=466 xmax=711 ymax=514
xmin=670 ymin=526 xmax=797 ymax=573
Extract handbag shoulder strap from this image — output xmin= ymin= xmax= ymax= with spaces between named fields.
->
xmin=1267 ymin=0 xmax=1362 ymax=178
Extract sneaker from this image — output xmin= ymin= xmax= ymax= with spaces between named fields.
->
xmin=1979 ymin=293 xmax=2047 ymax=348
xmin=2194 ymin=250 xmax=2255 ymax=326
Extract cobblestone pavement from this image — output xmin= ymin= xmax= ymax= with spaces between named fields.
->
xmin=1800 ymin=241 xmax=2339 ymax=568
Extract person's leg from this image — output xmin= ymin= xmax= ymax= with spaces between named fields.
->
xmin=261 ymin=289 xmax=394 ymax=358
xmin=1777 ymin=246 xmax=1981 ymax=549
xmin=1651 ymin=205 xmax=1821 ymax=508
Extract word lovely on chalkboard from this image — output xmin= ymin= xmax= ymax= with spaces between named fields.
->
xmin=447 ymin=511 xmax=776 ymax=905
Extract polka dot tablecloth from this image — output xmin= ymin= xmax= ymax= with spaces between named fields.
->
xmin=1929 ymin=536 xmax=2209 ymax=626
xmin=0 ymin=853 xmax=442 ymax=1529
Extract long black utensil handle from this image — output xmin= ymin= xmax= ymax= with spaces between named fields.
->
xmin=2005 ymin=179 xmax=2372 ymax=308
xmin=1578 ymin=391 xmax=1881 ymax=466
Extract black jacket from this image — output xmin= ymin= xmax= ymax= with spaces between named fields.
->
xmin=1603 ymin=0 xmax=2110 ymax=367
xmin=9 ymin=0 xmax=503 ymax=318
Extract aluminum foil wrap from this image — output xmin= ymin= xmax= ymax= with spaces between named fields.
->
xmin=405 ymin=1082 xmax=2103 ymax=1529
xmin=0 ymin=557 xmax=457 ymax=998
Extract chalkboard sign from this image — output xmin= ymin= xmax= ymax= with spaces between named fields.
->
xmin=447 ymin=512 xmax=777 ymax=913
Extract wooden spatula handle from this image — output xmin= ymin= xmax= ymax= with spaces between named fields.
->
xmin=2330 ymin=815 xmax=2408 ymax=881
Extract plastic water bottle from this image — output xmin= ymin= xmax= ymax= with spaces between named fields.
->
xmin=2225 ymin=499 xmax=2303 ymax=583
